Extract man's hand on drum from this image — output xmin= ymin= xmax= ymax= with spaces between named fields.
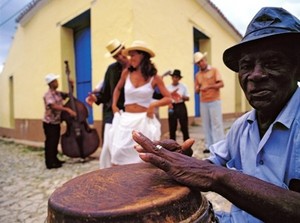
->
xmin=134 ymin=134 xmax=194 ymax=156
xmin=132 ymin=130 xmax=216 ymax=192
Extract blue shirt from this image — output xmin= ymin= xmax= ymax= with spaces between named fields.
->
xmin=208 ymin=87 xmax=300 ymax=223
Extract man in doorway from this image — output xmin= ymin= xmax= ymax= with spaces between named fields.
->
xmin=194 ymin=52 xmax=225 ymax=153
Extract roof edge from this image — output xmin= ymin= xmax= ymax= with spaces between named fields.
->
xmin=197 ymin=0 xmax=243 ymax=41
xmin=15 ymin=0 xmax=49 ymax=26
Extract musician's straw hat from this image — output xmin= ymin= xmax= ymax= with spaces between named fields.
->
xmin=194 ymin=52 xmax=207 ymax=63
xmin=105 ymin=39 xmax=125 ymax=57
xmin=123 ymin=40 xmax=155 ymax=57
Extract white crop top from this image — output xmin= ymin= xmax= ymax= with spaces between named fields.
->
xmin=124 ymin=74 xmax=155 ymax=108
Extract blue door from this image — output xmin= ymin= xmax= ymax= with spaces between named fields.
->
xmin=193 ymin=28 xmax=209 ymax=117
xmin=74 ymin=27 xmax=93 ymax=124
xmin=193 ymin=30 xmax=200 ymax=117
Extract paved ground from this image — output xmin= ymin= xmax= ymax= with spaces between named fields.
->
xmin=0 ymin=118 xmax=235 ymax=222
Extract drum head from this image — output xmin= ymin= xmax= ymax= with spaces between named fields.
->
xmin=48 ymin=163 xmax=209 ymax=222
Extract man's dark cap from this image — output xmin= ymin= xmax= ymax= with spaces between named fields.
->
xmin=170 ymin=69 xmax=183 ymax=78
xmin=223 ymin=7 xmax=300 ymax=72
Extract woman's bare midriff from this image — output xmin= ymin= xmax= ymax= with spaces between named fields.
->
xmin=125 ymin=104 xmax=148 ymax=113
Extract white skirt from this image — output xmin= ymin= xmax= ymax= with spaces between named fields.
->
xmin=108 ymin=111 xmax=161 ymax=166
xmin=99 ymin=123 xmax=112 ymax=169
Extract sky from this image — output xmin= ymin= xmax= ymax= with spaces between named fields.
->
xmin=1 ymin=0 xmax=300 ymax=72
xmin=210 ymin=0 xmax=300 ymax=36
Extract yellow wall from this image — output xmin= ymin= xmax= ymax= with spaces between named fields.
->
xmin=0 ymin=0 xmax=91 ymax=128
xmin=90 ymin=0 xmax=134 ymax=120
xmin=91 ymin=0 xmax=245 ymax=120
xmin=0 ymin=0 xmax=246 ymax=131
xmin=128 ymin=0 xmax=243 ymax=116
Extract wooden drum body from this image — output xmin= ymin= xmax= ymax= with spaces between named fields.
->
xmin=47 ymin=163 xmax=213 ymax=223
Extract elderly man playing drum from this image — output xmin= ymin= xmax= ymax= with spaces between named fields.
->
xmin=133 ymin=7 xmax=300 ymax=223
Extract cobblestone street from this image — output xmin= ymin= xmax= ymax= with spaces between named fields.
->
xmin=0 ymin=119 xmax=234 ymax=222
xmin=0 ymin=140 xmax=100 ymax=222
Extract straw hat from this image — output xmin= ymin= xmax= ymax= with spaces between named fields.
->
xmin=45 ymin=73 xmax=59 ymax=84
xmin=223 ymin=7 xmax=300 ymax=72
xmin=123 ymin=40 xmax=155 ymax=57
xmin=105 ymin=39 xmax=125 ymax=57
xmin=194 ymin=52 xmax=207 ymax=63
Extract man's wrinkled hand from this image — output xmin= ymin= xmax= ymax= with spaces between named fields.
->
xmin=133 ymin=131 xmax=194 ymax=156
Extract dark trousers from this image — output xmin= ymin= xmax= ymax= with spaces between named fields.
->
xmin=43 ymin=122 xmax=61 ymax=168
xmin=168 ymin=102 xmax=190 ymax=141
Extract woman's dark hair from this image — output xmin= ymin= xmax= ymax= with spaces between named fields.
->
xmin=128 ymin=50 xmax=157 ymax=81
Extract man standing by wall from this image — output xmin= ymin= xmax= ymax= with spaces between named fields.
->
xmin=167 ymin=69 xmax=190 ymax=141
xmin=86 ymin=39 xmax=129 ymax=168
xmin=194 ymin=52 xmax=224 ymax=153
xmin=43 ymin=73 xmax=76 ymax=169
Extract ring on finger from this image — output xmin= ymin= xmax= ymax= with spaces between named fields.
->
xmin=155 ymin=145 xmax=163 ymax=150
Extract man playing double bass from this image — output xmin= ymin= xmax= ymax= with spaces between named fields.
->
xmin=42 ymin=73 xmax=76 ymax=169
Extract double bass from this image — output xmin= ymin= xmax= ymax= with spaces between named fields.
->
xmin=61 ymin=61 xmax=100 ymax=158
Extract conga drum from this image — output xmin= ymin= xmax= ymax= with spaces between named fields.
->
xmin=47 ymin=163 xmax=215 ymax=223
